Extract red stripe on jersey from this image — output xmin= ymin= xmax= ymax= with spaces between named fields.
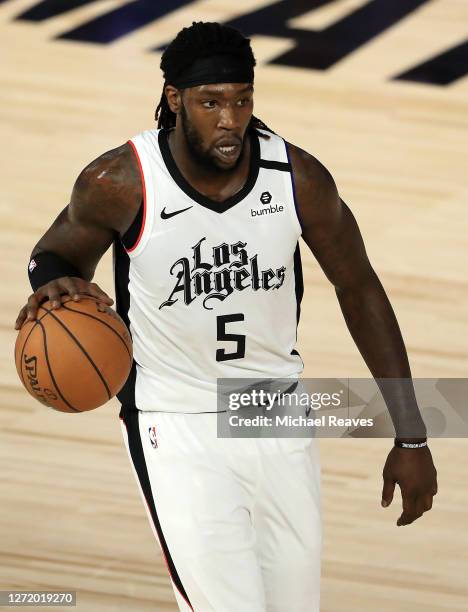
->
xmin=126 ymin=140 xmax=147 ymax=253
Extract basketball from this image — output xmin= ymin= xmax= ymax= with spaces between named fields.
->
xmin=15 ymin=296 xmax=133 ymax=413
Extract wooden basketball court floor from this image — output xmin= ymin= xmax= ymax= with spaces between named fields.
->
xmin=1 ymin=0 xmax=467 ymax=610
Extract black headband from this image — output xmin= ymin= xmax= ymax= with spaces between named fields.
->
xmin=169 ymin=54 xmax=254 ymax=89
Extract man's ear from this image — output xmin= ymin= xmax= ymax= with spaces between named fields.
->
xmin=165 ymin=85 xmax=182 ymax=114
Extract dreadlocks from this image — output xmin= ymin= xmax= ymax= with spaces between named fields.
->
xmin=155 ymin=21 xmax=274 ymax=135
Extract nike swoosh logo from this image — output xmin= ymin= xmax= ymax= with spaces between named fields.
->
xmin=161 ymin=205 xmax=193 ymax=219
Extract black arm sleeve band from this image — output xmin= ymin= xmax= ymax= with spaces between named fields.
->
xmin=28 ymin=251 xmax=83 ymax=292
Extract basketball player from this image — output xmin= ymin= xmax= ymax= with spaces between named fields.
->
xmin=15 ymin=22 xmax=437 ymax=612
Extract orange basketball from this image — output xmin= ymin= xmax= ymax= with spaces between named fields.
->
xmin=15 ymin=296 xmax=133 ymax=413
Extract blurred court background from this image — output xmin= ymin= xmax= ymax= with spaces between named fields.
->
xmin=1 ymin=0 xmax=467 ymax=610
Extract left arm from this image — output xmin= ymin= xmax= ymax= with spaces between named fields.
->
xmin=288 ymin=143 xmax=437 ymax=525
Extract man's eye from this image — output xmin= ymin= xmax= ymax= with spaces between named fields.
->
xmin=202 ymin=101 xmax=217 ymax=108
xmin=237 ymin=98 xmax=250 ymax=107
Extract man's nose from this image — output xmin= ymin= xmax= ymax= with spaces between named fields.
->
xmin=217 ymin=106 xmax=239 ymax=130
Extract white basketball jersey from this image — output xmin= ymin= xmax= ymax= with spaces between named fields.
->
xmin=113 ymin=127 xmax=304 ymax=413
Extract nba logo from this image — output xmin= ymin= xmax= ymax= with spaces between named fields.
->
xmin=149 ymin=426 xmax=158 ymax=449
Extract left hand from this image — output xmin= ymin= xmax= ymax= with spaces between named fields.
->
xmin=381 ymin=444 xmax=437 ymax=526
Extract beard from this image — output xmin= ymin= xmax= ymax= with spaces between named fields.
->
xmin=180 ymin=104 xmax=244 ymax=172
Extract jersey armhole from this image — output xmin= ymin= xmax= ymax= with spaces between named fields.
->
xmin=124 ymin=139 xmax=147 ymax=254
xmin=284 ymin=140 xmax=303 ymax=236
xmin=121 ymin=199 xmax=144 ymax=251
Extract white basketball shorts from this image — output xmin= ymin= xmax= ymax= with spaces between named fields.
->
xmin=120 ymin=408 xmax=322 ymax=612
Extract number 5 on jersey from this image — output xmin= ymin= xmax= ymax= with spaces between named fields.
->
xmin=216 ymin=314 xmax=245 ymax=362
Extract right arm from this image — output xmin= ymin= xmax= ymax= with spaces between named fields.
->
xmin=15 ymin=143 xmax=142 ymax=329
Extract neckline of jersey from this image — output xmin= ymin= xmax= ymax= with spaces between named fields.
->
xmin=158 ymin=128 xmax=260 ymax=214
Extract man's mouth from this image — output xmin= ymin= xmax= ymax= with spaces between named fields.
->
xmin=215 ymin=141 xmax=241 ymax=160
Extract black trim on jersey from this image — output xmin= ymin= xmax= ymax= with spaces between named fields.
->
xmin=113 ymin=237 xmax=138 ymax=415
xmin=121 ymin=200 xmax=144 ymax=251
xmin=293 ymin=242 xmax=304 ymax=324
xmin=284 ymin=141 xmax=303 ymax=232
xmin=259 ymin=159 xmax=291 ymax=172
xmin=291 ymin=242 xmax=304 ymax=359
xmin=158 ymin=128 xmax=260 ymax=213
xmin=121 ymin=410 xmax=194 ymax=611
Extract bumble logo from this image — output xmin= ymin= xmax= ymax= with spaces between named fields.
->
xmin=252 ymin=191 xmax=284 ymax=217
